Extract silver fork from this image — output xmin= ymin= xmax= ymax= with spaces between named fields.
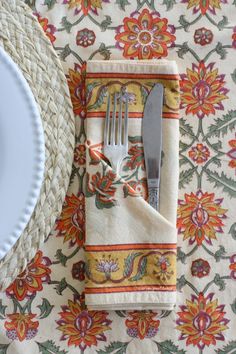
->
xmin=103 ymin=91 xmax=129 ymax=174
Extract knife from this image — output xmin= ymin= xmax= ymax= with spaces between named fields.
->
xmin=142 ymin=83 xmax=163 ymax=211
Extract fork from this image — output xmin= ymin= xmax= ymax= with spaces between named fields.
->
xmin=103 ymin=91 xmax=129 ymax=174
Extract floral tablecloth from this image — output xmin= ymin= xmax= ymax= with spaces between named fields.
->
xmin=0 ymin=0 xmax=236 ymax=353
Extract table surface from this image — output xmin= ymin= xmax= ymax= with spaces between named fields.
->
xmin=0 ymin=1 xmax=235 ymax=353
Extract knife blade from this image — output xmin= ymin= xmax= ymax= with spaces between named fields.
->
xmin=142 ymin=83 xmax=163 ymax=210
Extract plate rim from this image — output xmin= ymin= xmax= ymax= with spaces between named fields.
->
xmin=0 ymin=46 xmax=45 ymax=259
xmin=0 ymin=0 xmax=75 ymax=291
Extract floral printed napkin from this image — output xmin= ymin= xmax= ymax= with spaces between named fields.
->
xmin=85 ymin=60 xmax=180 ymax=310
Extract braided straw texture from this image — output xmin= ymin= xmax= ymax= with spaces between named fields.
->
xmin=0 ymin=0 xmax=75 ymax=290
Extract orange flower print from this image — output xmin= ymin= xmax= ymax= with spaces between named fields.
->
xmin=67 ymin=63 xmax=87 ymax=118
xmin=227 ymin=134 xmax=236 ymax=173
xmin=229 ymin=254 xmax=236 ymax=280
xmin=74 ymin=144 xmax=86 ymax=166
xmin=76 ymin=28 xmax=96 ymax=47
xmin=86 ymin=170 xmax=117 ymax=209
xmin=177 ymin=190 xmax=227 ymax=245
xmin=153 ymin=255 xmax=174 ymax=281
xmin=36 ymin=15 xmax=56 ymax=44
xmin=56 ymin=193 xmax=85 ymax=247
xmin=180 ymin=61 xmax=228 ymax=119
xmin=72 ymin=261 xmax=86 ymax=281
xmin=126 ymin=311 xmax=160 ymax=339
xmin=229 ymin=254 xmax=236 ymax=279
xmin=5 ymin=313 xmax=39 ymax=341
xmin=177 ymin=293 xmax=229 ymax=349
xmin=194 ymin=27 xmax=213 ymax=46
xmin=63 ymin=0 xmax=108 ymax=16
xmin=191 ymin=258 xmax=210 ymax=278
xmin=189 ymin=144 xmax=210 ymax=164
xmin=115 ymin=9 xmax=175 ymax=59
xmin=57 ymin=297 xmax=111 ymax=350
xmin=6 ymin=251 xmax=51 ymax=301
xmin=124 ymin=144 xmax=145 ymax=171
xmin=182 ymin=0 xmax=226 ymax=15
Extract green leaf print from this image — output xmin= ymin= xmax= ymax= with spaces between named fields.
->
xmin=205 ymin=110 xmax=236 ymax=139
xmin=217 ymin=16 xmax=229 ymax=31
xmin=37 ymin=298 xmax=54 ymax=319
xmin=0 ymin=300 xmax=7 ymax=320
xmin=179 ymin=16 xmax=190 ymax=32
xmin=179 ymin=167 xmax=197 ymax=189
xmin=155 ymin=340 xmax=186 ymax=354
xmin=101 ymin=16 xmax=112 ymax=32
xmin=36 ymin=340 xmax=68 ymax=354
xmin=229 ymin=222 xmax=236 ymax=240
xmin=97 ymin=341 xmax=129 ymax=354
xmin=231 ymin=69 xmax=236 ymax=84
xmin=129 ymin=256 xmax=147 ymax=281
xmin=44 ymin=0 xmax=57 ymax=10
xmin=205 ymin=169 xmax=236 ymax=198
xmin=230 ymin=299 xmax=236 ymax=314
xmin=123 ymin=252 xmax=142 ymax=277
xmin=0 ymin=344 xmax=10 ymax=354
xmin=215 ymin=42 xmax=228 ymax=59
xmin=115 ymin=0 xmax=130 ymax=11
xmin=162 ymin=0 xmax=176 ymax=11
xmin=214 ymin=273 xmax=226 ymax=291
xmin=179 ymin=118 xmax=196 ymax=138
xmin=60 ymin=17 xmax=73 ymax=33
xmin=215 ymin=341 xmax=236 ymax=354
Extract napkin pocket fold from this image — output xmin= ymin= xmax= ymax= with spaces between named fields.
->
xmin=85 ymin=60 xmax=180 ymax=310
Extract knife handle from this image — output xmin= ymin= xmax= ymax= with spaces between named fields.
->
xmin=148 ymin=186 xmax=159 ymax=211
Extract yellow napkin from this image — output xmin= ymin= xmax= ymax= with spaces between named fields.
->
xmin=85 ymin=60 xmax=180 ymax=310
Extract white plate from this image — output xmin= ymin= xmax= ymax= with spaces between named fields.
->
xmin=0 ymin=47 xmax=45 ymax=259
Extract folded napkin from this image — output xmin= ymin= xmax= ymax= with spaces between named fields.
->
xmin=85 ymin=60 xmax=180 ymax=310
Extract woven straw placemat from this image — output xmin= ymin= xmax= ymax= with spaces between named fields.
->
xmin=0 ymin=0 xmax=75 ymax=290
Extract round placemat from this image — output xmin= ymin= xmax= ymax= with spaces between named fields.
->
xmin=0 ymin=0 xmax=75 ymax=290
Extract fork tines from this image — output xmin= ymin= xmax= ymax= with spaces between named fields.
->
xmin=104 ymin=92 xmax=128 ymax=147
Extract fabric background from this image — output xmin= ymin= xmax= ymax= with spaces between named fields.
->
xmin=0 ymin=0 xmax=236 ymax=353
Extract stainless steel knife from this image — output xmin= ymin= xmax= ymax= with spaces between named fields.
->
xmin=142 ymin=83 xmax=163 ymax=210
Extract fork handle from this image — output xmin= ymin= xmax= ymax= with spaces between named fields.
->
xmin=148 ymin=186 xmax=159 ymax=211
